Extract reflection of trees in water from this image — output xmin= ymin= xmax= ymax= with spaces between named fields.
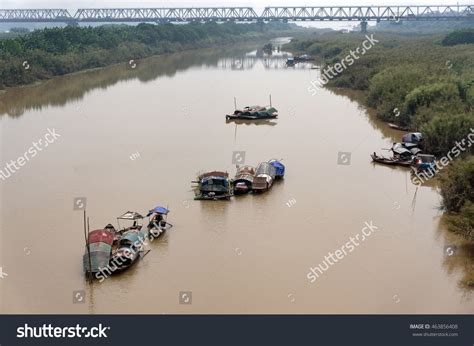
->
xmin=0 ymin=42 xmax=263 ymax=118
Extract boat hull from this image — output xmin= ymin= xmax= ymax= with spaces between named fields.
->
xmin=371 ymin=154 xmax=412 ymax=167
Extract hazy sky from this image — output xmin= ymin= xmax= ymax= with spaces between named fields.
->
xmin=2 ymin=0 xmax=468 ymax=10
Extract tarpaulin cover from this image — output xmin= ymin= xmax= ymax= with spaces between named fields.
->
xmin=83 ymin=251 xmax=111 ymax=273
xmin=146 ymin=206 xmax=170 ymax=217
xmin=88 ymin=229 xmax=114 ymax=245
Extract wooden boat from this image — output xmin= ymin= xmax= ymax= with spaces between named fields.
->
xmin=294 ymin=54 xmax=314 ymax=62
xmin=146 ymin=205 xmax=173 ymax=238
xmin=371 ymin=153 xmax=412 ymax=167
xmin=194 ymin=171 xmax=233 ymax=200
xmin=226 ymin=105 xmax=278 ymax=120
xmin=412 ymin=154 xmax=436 ymax=174
xmin=268 ymin=159 xmax=285 ymax=179
xmin=253 ymin=162 xmax=276 ymax=192
xmin=233 ymin=166 xmax=255 ymax=195
xmin=388 ymin=123 xmax=410 ymax=131
xmin=109 ymin=228 xmax=148 ymax=272
xmin=83 ymin=225 xmax=116 ymax=275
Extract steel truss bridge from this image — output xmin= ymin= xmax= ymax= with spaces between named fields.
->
xmin=1 ymin=5 xmax=473 ymax=30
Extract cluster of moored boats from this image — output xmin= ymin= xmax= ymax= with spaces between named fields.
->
xmin=83 ymin=206 xmax=172 ymax=278
xmin=371 ymin=131 xmax=436 ymax=174
xmin=83 ymin=99 xmax=286 ymax=279
xmin=193 ymin=159 xmax=285 ymax=200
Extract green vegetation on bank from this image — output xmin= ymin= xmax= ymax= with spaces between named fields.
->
xmin=0 ymin=22 xmax=294 ymax=89
xmin=286 ymin=29 xmax=474 ymax=240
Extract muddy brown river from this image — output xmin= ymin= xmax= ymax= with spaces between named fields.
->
xmin=0 ymin=38 xmax=472 ymax=314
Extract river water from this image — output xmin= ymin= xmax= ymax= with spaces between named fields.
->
xmin=0 ymin=38 xmax=472 ymax=314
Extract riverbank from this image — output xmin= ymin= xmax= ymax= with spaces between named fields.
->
xmin=0 ymin=22 xmax=304 ymax=90
xmin=284 ymin=30 xmax=474 ymax=281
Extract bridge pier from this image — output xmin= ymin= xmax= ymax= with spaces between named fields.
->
xmin=360 ymin=21 xmax=368 ymax=33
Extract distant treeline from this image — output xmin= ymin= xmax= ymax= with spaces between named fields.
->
xmin=286 ymin=29 xmax=474 ymax=241
xmin=442 ymin=28 xmax=474 ymax=46
xmin=0 ymin=22 xmax=293 ymax=89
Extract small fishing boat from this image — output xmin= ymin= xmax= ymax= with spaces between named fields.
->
xmin=391 ymin=143 xmax=415 ymax=161
xmin=194 ymin=171 xmax=233 ymax=200
xmin=412 ymin=154 xmax=436 ymax=174
xmin=269 ymin=159 xmax=285 ymax=179
xmin=116 ymin=211 xmax=144 ymax=236
xmin=253 ymin=162 xmax=276 ymax=193
xmin=233 ymin=165 xmax=255 ymax=195
xmin=83 ymin=225 xmax=116 ymax=275
xmin=109 ymin=228 xmax=148 ymax=272
xmin=295 ymin=54 xmax=314 ymax=62
xmin=286 ymin=57 xmax=296 ymax=67
xmin=146 ymin=205 xmax=173 ymax=238
xmin=226 ymin=105 xmax=278 ymax=120
xmin=388 ymin=123 xmax=410 ymax=131
xmin=371 ymin=153 xmax=412 ymax=167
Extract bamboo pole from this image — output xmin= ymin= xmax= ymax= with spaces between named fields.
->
xmin=83 ymin=210 xmax=92 ymax=282
xmin=87 ymin=216 xmax=93 ymax=282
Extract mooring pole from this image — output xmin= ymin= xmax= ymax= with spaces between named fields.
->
xmin=234 ymin=97 xmax=237 ymax=110
xmin=86 ymin=215 xmax=93 ymax=282
xmin=269 ymin=94 xmax=272 ymax=107
xmin=83 ymin=210 xmax=92 ymax=282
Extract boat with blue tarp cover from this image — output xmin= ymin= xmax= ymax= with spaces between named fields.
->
xmin=269 ymin=159 xmax=285 ymax=179
xmin=147 ymin=205 xmax=173 ymax=238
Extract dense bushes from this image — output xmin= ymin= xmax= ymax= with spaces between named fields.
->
xmin=286 ymin=30 xmax=474 ymax=239
xmin=439 ymin=156 xmax=474 ymax=211
xmin=442 ymin=29 xmax=474 ymax=46
xmin=0 ymin=22 xmax=293 ymax=89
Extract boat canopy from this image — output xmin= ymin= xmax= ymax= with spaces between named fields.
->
xmin=269 ymin=160 xmax=285 ymax=177
xmin=199 ymin=171 xmax=228 ymax=179
xmin=402 ymin=132 xmax=423 ymax=143
xmin=146 ymin=206 xmax=169 ymax=217
xmin=392 ymin=143 xmax=412 ymax=156
xmin=256 ymin=162 xmax=276 ymax=178
xmin=88 ymin=242 xmax=112 ymax=253
xmin=417 ymin=154 xmax=435 ymax=163
xmin=120 ymin=230 xmax=148 ymax=246
xmin=118 ymin=211 xmax=144 ymax=220
xmin=200 ymin=176 xmax=230 ymax=192
xmin=88 ymin=229 xmax=114 ymax=245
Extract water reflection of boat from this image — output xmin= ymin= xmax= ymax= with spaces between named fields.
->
xmin=225 ymin=118 xmax=277 ymax=126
